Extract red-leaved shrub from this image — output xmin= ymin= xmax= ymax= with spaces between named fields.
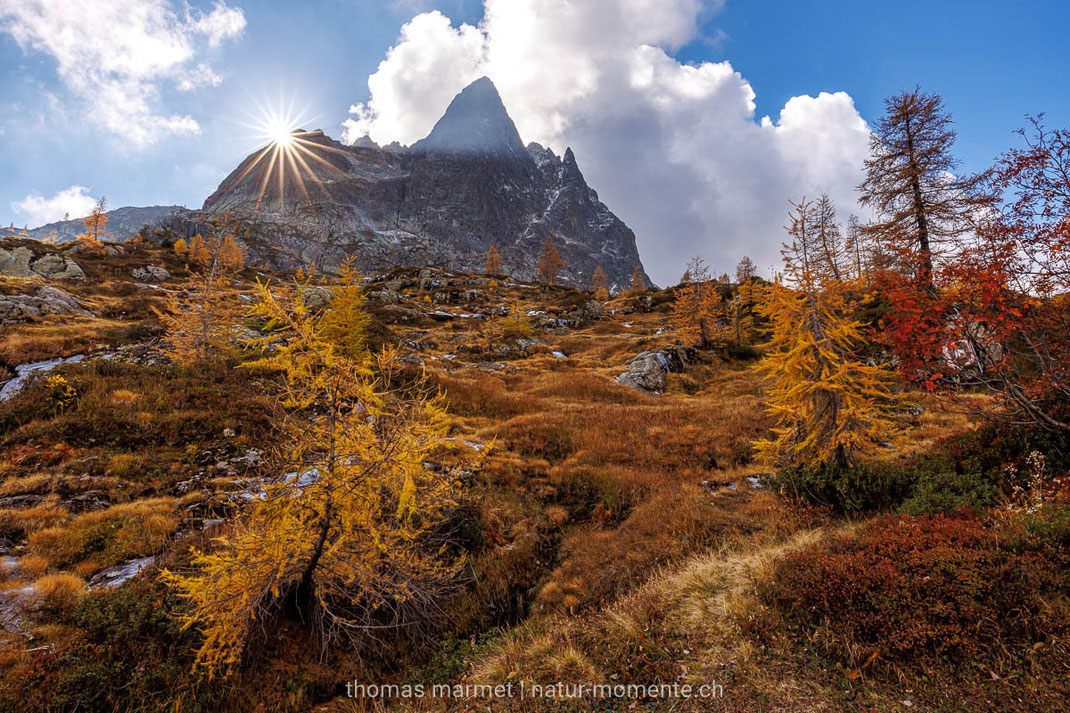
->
xmin=765 ymin=513 xmax=1053 ymax=660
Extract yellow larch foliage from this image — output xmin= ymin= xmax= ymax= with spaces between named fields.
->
xmin=672 ymin=256 xmax=725 ymax=349
xmin=484 ymin=244 xmax=503 ymax=275
xmin=161 ymin=274 xmax=463 ymax=676
xmin=155 ymin=213 xmax=247 ymax=365
xmin=537 ymin=236 xmax=564 ymax=285
xmin=501 ymin=302 xmax=534 ymax=339
xmin=317 ymin=260 xmax=372 ymax=361
xmin=627 ymin=264 xmax=645 ymax=295
xmin=752 ymin=201 xmax=901 ymax=469
xmin=590 ymin=266 xmax=609 ymax=301
xmin=75 ymin=198 xmax=109 ymax=253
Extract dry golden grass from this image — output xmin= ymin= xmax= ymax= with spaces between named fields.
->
xmin=0 ymin=473 xmax=53 ymax=496
xmin=0 ymin=315 xmax=134 ymax=364
xmin=105 ymin=453 xmax=146 ymax=478
xmin=16 ymin=555 xmax=49 ymax=579
xmin=32 ymin=572 xmax=86 ymax=611
xmin=0 ymin=496 xmax=69 ymax=538
xmin=528 ymin=371 xmax=645 ymax=404
xmin=437 ymin=372 xmax=543 ymax=419
xmin=28 ymin=497 xmax=178 ymax=573
xmin=537 ymin=490 xmax=791 ymax=613
xmin=450 ymin=525 xmax=827 ymax=713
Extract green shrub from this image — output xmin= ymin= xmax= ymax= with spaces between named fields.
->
xmin=770 ymin=462 xmax=913 ymax=514
xmin=0 ymin=584 xmax=226 ymax=713
xmin=772 ymin=422 xmax=1069 ymax=516
xmin=724 ymin=342 xmax=761 ymax=361
xmin=898 ymin=469 xmax=1002 ymax=515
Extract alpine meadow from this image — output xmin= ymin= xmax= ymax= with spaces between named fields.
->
xmin=0 ymin=1 xmax=1068 ymax=711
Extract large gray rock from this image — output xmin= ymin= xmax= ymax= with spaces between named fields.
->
xmin=0 ymin=246 xmax=34 ymax=277
xmin=30 ymin=253 xmax=84 ymax=279
xmin=0 ymin=285 xmax=88 ymax=322
xmin=616 ymin=352 xmax=667 ymax=394
xmin=0 ymin=245 xmax=84 ymax=279
xmin=301 ymin=286 xmax=334 ymax=311
xmin=368 ymin=289 xmax=401 ymax=304
xmin=615 ymin=345 xmax=695 ymax=395
xmin=131 ymin=265 xmax=170 ymax=282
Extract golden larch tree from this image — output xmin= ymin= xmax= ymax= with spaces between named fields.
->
xmin=484 ymin=244 xmax=503 ymax=275
xmin=590 ymin=266 xmax=609 ymax=301
xmin=162 ymin=275 xmax=462 ymax=675
xmin=672 ymin=256 xmax=724 ymax=349
xmin=627 ymin=264 xmax=646 ymax=295
xmin=75 ymin=197 xmax=109 ymax=252
xmin=156 ymin=213 xmax=247 ymax=364
xmin=753 ymin=202 xmax=900 ymax=469
xmin=537 ymin=236 xmax=564 ymax=285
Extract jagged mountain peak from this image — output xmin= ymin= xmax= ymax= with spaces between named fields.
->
xmin=195 ymin=77 xmax=650 ymax=288
xmin=411 ymin=77 xmax=527 ymax=159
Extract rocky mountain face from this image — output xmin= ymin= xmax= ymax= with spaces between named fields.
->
xmin=200 ymin=77 xmax=648 ymax=289
xmin=1 ymin=206 xmax=183 ymax=244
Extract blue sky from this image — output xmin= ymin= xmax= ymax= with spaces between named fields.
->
xmin=0 ymin=0 xmax=1066 ymax=280
xmin=695 ymin=0 xmax=1070 ymax=175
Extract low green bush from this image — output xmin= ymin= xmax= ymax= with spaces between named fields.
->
xmin=769 ymin=461 xmax=913 ymax=514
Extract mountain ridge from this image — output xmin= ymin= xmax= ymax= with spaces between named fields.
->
xmin=197 ymin=78 xmax=650 ymax=289
xmin=1 ymin=205 xmax=184 ymax=244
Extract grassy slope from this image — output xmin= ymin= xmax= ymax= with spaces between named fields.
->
xmin=0 ymin=240 xmax=1064 ymax=712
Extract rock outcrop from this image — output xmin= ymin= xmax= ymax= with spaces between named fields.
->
xmin=615 ymin=346 xmax=696 ymax=395
xmin=198 ymin=77 xmax=649 ymax=290
xmin=131 ymin=265 xmax=171 ymax=282
xmin=0 ymin=243 xmax=84 ymax=279
xmin=0 ymin=286 xmax=88 ymax=322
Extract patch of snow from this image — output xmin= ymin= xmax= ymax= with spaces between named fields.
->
xmin=283 ymin=467 xmax=320 ymax=489
xmin=0 ymin=355 xmax=85 ymax=402
xmin=551 ymin=351 xmax=568 ymax=359
xmin=88 ymin=556 xmax=156 ymax=590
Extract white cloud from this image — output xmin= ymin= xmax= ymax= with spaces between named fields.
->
xmin=342 ymin=0 xmax=871 ymax=284
xmin=12 ymin=185 xmax=98 ymax=226
xmin=0 ymin=0 xmax=246 ymax=146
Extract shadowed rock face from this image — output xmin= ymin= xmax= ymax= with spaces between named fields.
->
xmin=199 ymin=77 xmax=649 ymax=289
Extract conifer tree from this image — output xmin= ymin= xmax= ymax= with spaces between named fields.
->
xmin=156 ymin=213 xmax=247 ymax=364
xmin=537 ymin=236 xmax=564 ymax=284
xmin=735 ymin=255 xmax=757 ymax=283
xmin=75 ymin=197 xmax=109 ymax=252
xmin=484 ymin=244 xmax=503 ymax=275
xmin=590 ymin=266 xmax=610 ymax=301
xmin=162 ymin=276 xmax=461 ymax=674
xmin=627 ymin=264 xmax=646 ymax=295
xmin=858 ymin=87 xmax=988 ymax=286
xmin=672 ymin=256 xmax=724 ymax=349
xmin=753 ymin=204 xmax=900 ymax=469
xmin=726 ymin=279 xmax=757 ymax=346
xmin=813 ymin=193 xmax=847 ymax=281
